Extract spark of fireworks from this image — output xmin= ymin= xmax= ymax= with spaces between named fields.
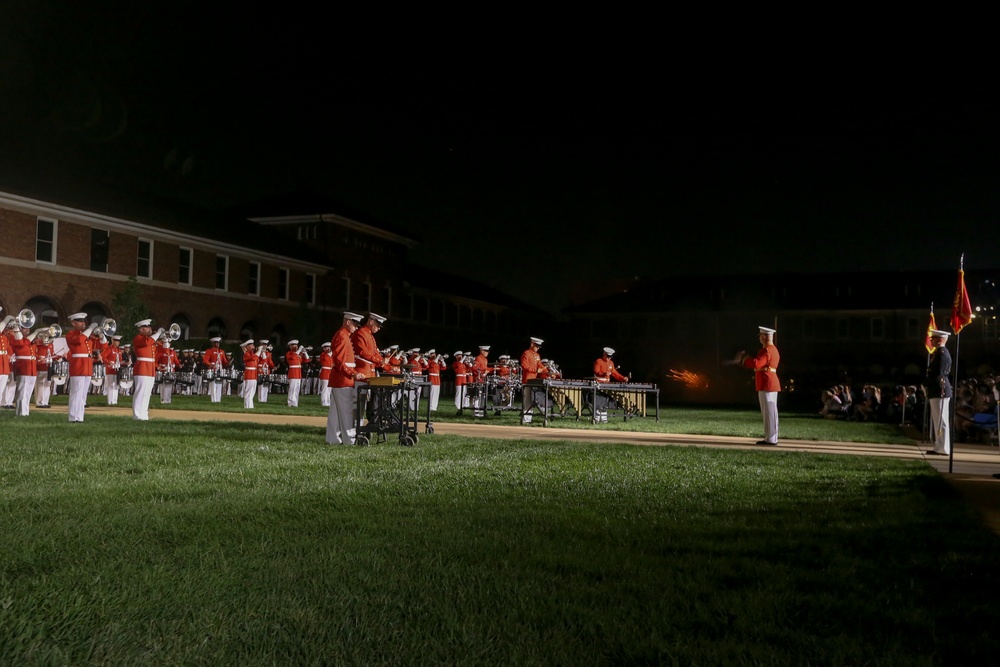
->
xmin=667 ymin=369 xmax=709 ymax=389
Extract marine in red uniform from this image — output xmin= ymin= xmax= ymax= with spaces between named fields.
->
xmin=739 ymin=326 xmax=781 ymax=445
xmin=65 ymin=312 xmax=97 ymax=422
xmin=203 ymin=337 xmax=229 ymax=403
xmin=240 ymin=339 xmax=258 ymax=409
xmin=100 ymin=336 xmax=125 ymax=406
xmin=327 ymin=311 xmax=365 ymax=445
xmin=520 ymin=337 xmax=546 ymax=423
xmin=350 ymin=313 xmax=386 ymax=380
xmin=452 ymin=351 xmax=467 ymax=414
xmin=593 ymin=347 xmax=627 ymax=383
xmin=318 ymin=342 xmax=334 ymax=407
xmin=34 ymin=329 xmax=59 ymax=408
xmin=132 ymin=319 xmax=163 ymax=420
xmin=10 ymin=326 xmax=38 ymax=416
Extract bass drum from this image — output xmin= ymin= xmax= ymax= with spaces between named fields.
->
xmin=50 ymin=360 xmax=69 ymax=386
xmin=118 ymin=366 xmax=134 ymax=390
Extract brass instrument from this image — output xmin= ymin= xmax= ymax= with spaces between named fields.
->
xmin=100 ymin=318 xmax=117 ymax=338
xmin=3 ymin=308 xmax=35 ymax=331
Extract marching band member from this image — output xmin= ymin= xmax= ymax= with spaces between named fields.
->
xmin=101 ymin=336 xmax=125 ymax=406
xmin=350 ymin=313 xmax=386 ymax=380
xmin=132 ymin=319 xmax=164 ymax=420
xmin=203 ymin=337 xmax=229 ymax=403
xmin=257 ymin=340 xmax=275 ymax=403
xmin=593 ymin=347 xmax=627 ymax=423
xmin=738 ymin=325 xmax=781 ymax=446
xmin=156 ymin=339 xmax=181 ymax=405
xmin=88 ymin=327 xmax=108 ymax=396
xmin=0 ymin=307 xmax=10 ymax=408
xmin=520 ymin=337 xmax=546 ymax=424
xmin=240 ymin=339 xmax=258 ymax=409
xmin=470 ymin=345 xmax=491 ymax=416
xmin=425 ymin=350 xmax=445 ymax=412
xmin=318 ymin=342 xmax=333 ymax=407
xmin=285 ymin=339 xmax=308 ymax=407
xmin=65 ymin=312 xmax=97 ymax=423
xmin=33 ymin=328 xmax=58 ymax=408
xmin=383 ymin=345 xmax=403 ymax=375
xmin=10 ymin=325 xmax=37 ymax=417
xmin=119 ymin=343 xmax=134 ymax=396
xmin=452 ymin=351 xmax=467 ymax=415
xmin=327 ymin=311 xmax=365 ymax=445
xmin=406 ymin=348 xmax=425 ymax=412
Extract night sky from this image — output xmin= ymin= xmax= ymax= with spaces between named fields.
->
xmin=3 ymin=7 xmax=999 ymax=312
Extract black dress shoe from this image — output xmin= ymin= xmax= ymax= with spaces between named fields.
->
xmin=756 ymin=440 xmax=777 ymax=446
xmin=925 ymin=450 xmax=946 ymax=456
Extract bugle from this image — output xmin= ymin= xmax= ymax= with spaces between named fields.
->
xmin=4 ymin=308 xmax=35 ymax=331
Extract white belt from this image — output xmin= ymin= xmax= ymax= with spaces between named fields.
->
xmin=137 ymin=357 xmax=155 ymax=362
xmin=71 ymin=354 xmax=90 ymax=358
xmin=245 ymin=365 xmax=257 ymax=370
xmin=429 ymin=372 xmax=439 ymax=377
xmin=0 ymin=351 xmax=7 ymax=355
xmin=289 ymin=364 xmax=301 ymax=368
xmin=345 ymin=362 xmax=356 ymax=368
xmin=321 ymin=366 xmax=332 ymax=370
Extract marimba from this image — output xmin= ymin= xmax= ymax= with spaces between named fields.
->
xmin=522 ymin=379 xmax=660 ymax=426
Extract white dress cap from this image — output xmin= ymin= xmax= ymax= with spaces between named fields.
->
xmin=603 ymin=347 xmax=615 ymax=356
xmin=288 ymin=339 xmax=299 ymax=346
xmin=930 ymin=329 xmax=951 ymax=338
xmin=530 ymin=337 xmax=544 ymax=346
xmin=70 ymin=312 xmax=89 ymax=321
xmin=135 ymin=318 xmax=152 ymax=327
xmin=758 ymin=326 xmax=777 ymax=335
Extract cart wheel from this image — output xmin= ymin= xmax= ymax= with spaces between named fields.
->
xmin=425 ymin=424 xmax=435 ymax=434
xmin=412 ymin=434 xmax=420 ymax=445
xmin=400 ymin=435 xmax=415 ymax=447
xmin=355 ymin=435 xmax=370 ymax=447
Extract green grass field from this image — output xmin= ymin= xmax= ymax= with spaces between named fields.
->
xmin=1 ymin=405 xmax=998 ymax=665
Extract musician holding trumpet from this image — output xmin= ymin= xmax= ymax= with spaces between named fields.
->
xmin=65 ymin=312 xmax=100 ymax=422
xmin=101 ymin=335 xmax=126 ymax=406
xmin=132 ymin=319 xmax=175 ymax=421
xmin=34 ymin=323 xmax=61 ymax=408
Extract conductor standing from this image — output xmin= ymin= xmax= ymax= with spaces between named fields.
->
xmin=739 ymin=325 xmax=781 ymax=445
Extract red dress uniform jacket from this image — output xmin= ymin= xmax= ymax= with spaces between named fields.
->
xmin=203 ymin=348 xmax=229 ymax=372
xmin=101 ymin=346 xmax=124 ymax=373
xmin=285 ymin=349 xmax=305 ymax=379
xmin=319 ymin=350 xmax=334 ymax=382
xmin=350 ymin=327 xmax=383 ymax=380
xmin=452 ymin=359 xmax=467 ymax=386
xmin=156 ymin=347 xmax=180 ymax=372
xmin=328 ymin=325 xmax=358 ymax=388
xmin=594 ymin=357 xmax=626 ymax=383
xmin=35 ymin=341 xmax=56 ymax=373
xmin=242 ymin=350 xmax=258 ymax=381
xmin=520 ymin=348 xmax=543 ymax=383
xmin=10 ymin=335 xmax=37 ymax=376
xmin=66 ymin=330 xmax=95 ymax=377
xmin=473 ymin=354 xmax=490 ymax=382
xmin=384 ymin=354 xmax=402 ymax=374
xmin=258 ymin=351 xmax=276 ymax=377
xmin=0 ymin=332 xmax=12 ymax=375
xmin=426 ymin=358 xmax=444 ymax=386
xmin=742 ymin=344 xmax=781 ymax=392
xmin=133 ymin=334 xmax=158 ymax=377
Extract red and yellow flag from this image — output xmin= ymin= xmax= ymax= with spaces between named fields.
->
xmin=924 ymin=308 xmax=937 ymax=355
xmin=951 ymin=269 xmax=973 ymax=334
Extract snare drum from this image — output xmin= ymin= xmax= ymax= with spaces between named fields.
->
xmin=50 ymin=360 xmax=69 ymax=385
xmin=270 ymin=373 xmax=288 ymax=387
xmin=118 ymin=366 xmax=134 ymax=389
xmin=177 ymin=372 xmax=195 ymax=386
xmin=203 ymin=368 xmax=216 ymax=382
xmin=214 ymin=369 xmax=228 ymax=383
xmin=91 ymin=364 xmax=105 ymax=387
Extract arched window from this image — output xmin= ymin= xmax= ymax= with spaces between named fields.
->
xmin=206 ymin=317 xmax=228 ymax=341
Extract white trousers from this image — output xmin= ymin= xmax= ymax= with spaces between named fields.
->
xmin=35 ymin=372 xmax=52 ymax=406
xmin=133 ymin=375 xmax=154 ymax=420
xmin=3 ymin=377 xmax=14 ymax=406
xmin=15 ymin=375 xmax=36 ymax=416
xmin=258 ymin=380 xmax=269 ymax=403
xmin=287 ymin=378 xmax=301 ymax=407
xmin=454 ymin=385 xmax=466 ymax=411
xmin=758 ymin=391 xmax=779 ymax=444
xmin=929 ymin=397 xmax=951 ymax=454
xmin=241 ymin=380 xmax=256 ymax=409
xmin=429 ymin=384 xmax=441 ymax=412
xmin=207 ymin=379 xmax=222 ymax=402
xmin=104 ymin=373 xmax=119 ymax=405
xmin=68 ymin=376 xmax=89 ymax=422
xmin=321 ymin=384 xmax=331 ymax=407
xmin=159 ymin=381 xmax=173 ymax=404
xmin=327 ymin=386 xmax=357 ymax=444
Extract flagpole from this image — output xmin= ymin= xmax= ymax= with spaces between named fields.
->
xmin=950 ymin=329 xmax=959 ymax=474
xmin=948 ymin=253 xmax=971 ymax=474
xmin=922 ymin=302 xmax=934 ymax=436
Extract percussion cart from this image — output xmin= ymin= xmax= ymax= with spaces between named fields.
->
xmin=353 ymin=376 xmax=431 ymax=446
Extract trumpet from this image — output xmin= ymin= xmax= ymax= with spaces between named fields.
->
xmin=29 ymin=323 xmax=62 ymax=343
xmin=3 ymin=308 xmax=35 ymax=331
xmin=100 ymin=318 xmax=117 ymax=338
xmin=156 ymin=323 xmax=182 ymax=341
